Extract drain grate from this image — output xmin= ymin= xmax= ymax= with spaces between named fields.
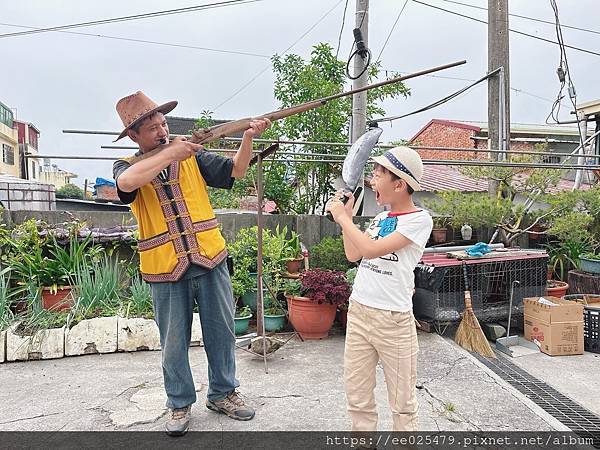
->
xmin=474 ymin=352 xmax=600 ymax=447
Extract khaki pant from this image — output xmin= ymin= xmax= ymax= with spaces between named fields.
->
xmin=344 ymin=300 xmax=419 ymax=432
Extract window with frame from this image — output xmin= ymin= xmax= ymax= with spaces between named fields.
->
xmin=2 ymin=144 xmax=14 ymax=165
xmin=542 ymin=154 xmax=561 ymax=164
xmin=0 ymin=105 xmax=13 ymax=128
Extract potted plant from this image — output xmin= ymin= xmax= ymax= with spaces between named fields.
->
xmin=544 ymin=240 xmax=592 ymax=282
xmin=228 ymin=226 xmax=286 ymax=311
xmin=546 ymin=279 xmax=569 ymax=298
xmin=275 ymin=226 xmax=303 ymax=274
xmin=431 ymin=217 xmax=449 ymax=244
xmin=39 ymin=233 xmax=100 ymax=312
xmin=8 ymin=230 xmax=100 ymax=312
xmin=231 ymin=257 xmax=258 ymax=311
xmin=234 ymin=304 xmax=252 ymax=335
xmin=579 ymin=253 xmax=600 ymax=275
xmin=285 ymin=269 xmax=350 ymax=339
xmin=263 ymin=294 xmax=287 ymax=332
xmin=6 ymin=281 xmax=68 ymax=361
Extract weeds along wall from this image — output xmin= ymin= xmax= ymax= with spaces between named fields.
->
xmin=0 ymin=210 xmax=373 ymax=253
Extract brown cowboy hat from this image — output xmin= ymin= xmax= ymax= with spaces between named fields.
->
xmin=114 ymin=91 xmax=177 ymax=141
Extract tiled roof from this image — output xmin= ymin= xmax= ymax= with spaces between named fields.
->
xmin=366 ymin=165 xmax=593 ymax=193
xmin=450 ymin=120 xmax=589 ymax=137
xmin=420 ymin=166 xmax=488 ymax=192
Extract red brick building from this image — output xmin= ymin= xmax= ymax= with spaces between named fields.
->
xmin=409 ymin=119 xmax=586 ymax=165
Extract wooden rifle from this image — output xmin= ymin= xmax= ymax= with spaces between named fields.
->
xmin=130 ymin=60 xmax=466 ymax=164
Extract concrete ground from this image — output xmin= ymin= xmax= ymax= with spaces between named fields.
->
xmin=0 ymin=328 xmax=579 ymax=433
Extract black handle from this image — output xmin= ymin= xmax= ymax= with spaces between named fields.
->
xmin=462 ymin=262 xmax=469 ymax=290
xmin=326 ymin=187 xmax=363 ymax=222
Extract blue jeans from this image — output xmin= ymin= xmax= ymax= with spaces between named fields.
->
xmin=151 ymin=261 xmax=239 ymax=409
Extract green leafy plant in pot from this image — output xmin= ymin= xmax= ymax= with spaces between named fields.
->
xmin=264 ymin=293 xmax=287 ymax=332
xmin=579 ymin=252 xmax=600 ymax=275
xmin=274 ymin=225 xmax=303 ymax=274
xmin=234 ymin=304 xmax=252 ymax=335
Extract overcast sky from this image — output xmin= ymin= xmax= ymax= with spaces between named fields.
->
xmin=2 ymin=0 xmax=599 ymax=187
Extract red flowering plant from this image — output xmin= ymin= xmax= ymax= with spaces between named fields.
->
xmin=295 ymin=269 xmax=351 ymax=306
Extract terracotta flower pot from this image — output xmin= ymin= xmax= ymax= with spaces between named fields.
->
xmin=546 ymin=280 xmax=569 ymax=298
xmin=41 ymin=286 xmax=74 ymax=312
xmin=431 ymin=228 xmax=447 ymax=244
xmin=286 ymin=295 xmax=336 ymax=339
xmin=285 ymin=257 xmax=304 ymax=275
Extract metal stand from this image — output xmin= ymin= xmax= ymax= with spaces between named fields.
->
xmin=495 ymin=280 xmax=539 ymax=357
xmin=233 ymin=143 xmax=301 ymax=373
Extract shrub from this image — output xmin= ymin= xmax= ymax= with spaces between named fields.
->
xmin=310 ymin=236 xmax=355 ymax=272
xmin=56 ymin=184 xmax=84 ymax=199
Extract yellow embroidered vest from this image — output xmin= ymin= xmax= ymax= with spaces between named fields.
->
xmin=129 ymin=156 xmax=227 ymax=282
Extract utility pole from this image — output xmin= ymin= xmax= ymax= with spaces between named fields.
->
xmin=351 ymin=0 xmax=369 ymax=214
xmin=488 ymin=0 xmax=510 ymax=197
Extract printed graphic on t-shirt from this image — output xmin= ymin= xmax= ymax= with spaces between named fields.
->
xmin=367 ymin=215 xmax=399 ymax=262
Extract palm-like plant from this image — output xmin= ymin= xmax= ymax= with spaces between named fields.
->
xmin=544 ymin=240 xmax=593 ymax=281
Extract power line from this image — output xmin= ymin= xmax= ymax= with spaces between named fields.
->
xmin=381 ymin=66 xmax=571 ymax=108
xmin=375 ymin=0 xmax=409 ymax=62
xmin=436 ymin=0 xmax=600 ymax=36
xmin=0 ymin=22 xmax=269 ymax=58
xmin=0 ymin=0 xmax=262 ymax=39
xmin=212 ymin=0 xmax=345 ymax=112
xmin=374 ymin=68 xmax=499 ymax=123
xmin=412 ymin=0 xmax=600 ymax=57
xmin=335 ymin=0 xmax=350 ymax=59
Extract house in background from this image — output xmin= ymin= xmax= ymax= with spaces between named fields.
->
xmin=0 ymin=100 xmax=19 ymax=178
xmin=38 ymin=159 xmax=78 ymax=189
xmin=13 ymin=118 xmax=79 ymax=188
xmin=410 ymin=119 xmax=595 ymax=181
xmin=14 ymin=119 xmax=41 ymax=180
xmin=361 ymin=119 xmax=596 ymax=216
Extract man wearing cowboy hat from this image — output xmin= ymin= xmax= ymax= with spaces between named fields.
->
xmin=327 ymin=146 xmax=432 ymax=432
xmin=112 ymin=91 xmax=270 ymax=436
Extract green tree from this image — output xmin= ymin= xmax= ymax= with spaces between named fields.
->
xmin=56 ymin=183 xmax=83 ymax=199
xmin=263 ymin=42 xmax=410 ymax=214
xmin=195 ymin=43 xmax=409 ymax=214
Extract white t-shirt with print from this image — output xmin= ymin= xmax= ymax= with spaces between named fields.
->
xmin=350 ymin=210 xmax=433 ymax=312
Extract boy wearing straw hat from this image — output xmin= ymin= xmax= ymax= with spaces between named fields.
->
xmin=112 ymin=91 xmax=270 ymax=436
xmin=327 ymin=146 xmax=432 ymax=432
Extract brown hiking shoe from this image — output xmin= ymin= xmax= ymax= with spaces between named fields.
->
xmin=206 ymin=391 xmax=255 ymax=421
xmin=165 ymin=405 xmax=191 ymax=436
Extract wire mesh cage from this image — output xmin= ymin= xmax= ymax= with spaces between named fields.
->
xmin=413 ymin=254 xmax=548 ymax=324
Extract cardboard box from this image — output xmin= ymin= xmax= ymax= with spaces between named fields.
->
xmin=523 ymin=296 xmax=584 ymax=356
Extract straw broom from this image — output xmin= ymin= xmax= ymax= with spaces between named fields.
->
xmin=454 ymin=262 xmax=496 ymax=358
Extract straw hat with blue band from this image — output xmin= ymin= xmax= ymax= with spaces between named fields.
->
xmin=371 ymin=146 xmax=423 ymax=192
